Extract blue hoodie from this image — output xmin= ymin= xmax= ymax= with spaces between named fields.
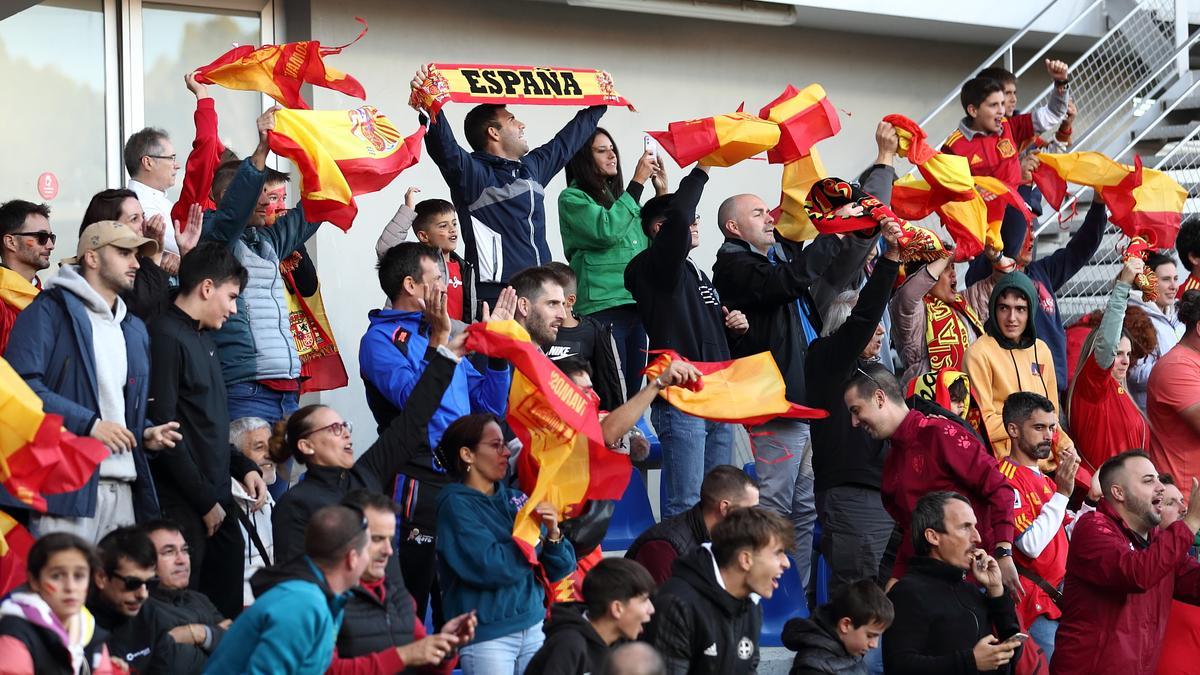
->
xmin=436 ymin=482 xmax=576 ymax=644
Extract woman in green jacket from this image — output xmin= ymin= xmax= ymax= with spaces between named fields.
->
xmin=559 ymin=128 xmax=666 ymax=399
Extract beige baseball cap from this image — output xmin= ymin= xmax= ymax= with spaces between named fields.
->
xmin=62 ymin=220 xmax=160 ymax=265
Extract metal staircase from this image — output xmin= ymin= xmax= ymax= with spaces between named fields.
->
xmin=909 ymin=0 xmax=1200 ymax=322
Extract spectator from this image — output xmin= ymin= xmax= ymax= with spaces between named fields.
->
xmin=204 ymin=505 xmax=372 ymax=674
xmin=890 ymin=253 xmax=994 ymax=389
xmin=142 ymin=521 xmax=230 ymax=667
xmin=201 ymin=107 xmax=320 ymax=424
xmin=942 ymin=60 xmax=1070 ymax=190
xmin=1068 ymin=257 xmax=1155 ymax=471
xmin=626 ymin=465 xmax=759 ymax=585
xmin=1051 ymin=450 xmax=1200 ymax=674
xmin=1154 ymin=474 xmax=1200 ymax=675
xmin=88 ymin=527 xmax=165 ymax=674
xmin=559 ymin=129 xmax=666 ymax=399
xmin=170 ymin=72 xmax=226 ymax=234
xmin=976 ymin=65 xmax=1075 ymax=153
xmin=1175 ymin=216 xmax=1200 ymax=299
xmin=0 ymin=199 xmax=53 ymax=353
xmin=624 ymin=165 xmax=741 ymax=518
xmin=1147 ymin=290 xmax=1200 ymax=483
xmin=998 ymin=392 xmax=1079 ymax=660
xmin=359 ymin=243 xmax=510 ymax=627
xmin=3 ymin=220 xmax=180 ymax=541
xmin=806 ymin=220 xmax=902 ymax=593
xmin=525 ymin=558 xmax=657 ymax=675
xmin=147 ymin=242 xmax=266 ymax=618
xmin=644 ymin=506 xmax=793 ymax=675
xmin=273 ymin=324 xmax=462 ymax=562
xmin=329 ymin=489 xmax=476 ymax=674
xmin=511 ymin=265 xmax=569 ymax=349
xmin=411 ymin=65 xmax=605 ymax=303
xmin=229 ymin=417 xmax=275 ymax=607
xmin=543 ymin=261 xmax=625 ymax=410
xmin=965 ymin=270 xmax=1075 ymax=463
xmin=0 ymin=533 xmax=113 ymax=674
xmin=1128 ymin=251 xmax=1182 ymax=410
xmin=433 ymin=413 xmax=577 ymax=675
xmin=782 ymin=578 xmax=894 ymax=675
xmin=965 ymin=201 xmax=1108 ymax=404
xmin=883 ymin=492 xmax=1022 ymax=675
xmin=842 ymin=364 xmax=1018 ymax=587
xmin=603 ymin=642 xmax=665 ymax=675
xmin=124 ymin=126 xmax=181 ymax=258
xmin=556 ymin=355 xmax=651 ymax=455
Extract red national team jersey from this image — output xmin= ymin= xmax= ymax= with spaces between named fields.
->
xmin=943 ymin=113 xmax=1036 ymax=190
xmin=446 ymin=256 xmax=464 ymax=321
xmin=1178 ymin=273 xmax=1200 ymax=300
xmin=998 ymin=457 xmax=1069 ymax=625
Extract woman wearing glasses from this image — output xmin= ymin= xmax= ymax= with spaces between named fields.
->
xmin=0 ymin=532 xmax=116 ymax=674
xmin=270 ymin=336 xmax=463 ymax=563
xmin=433 ymin=414 xmax=576 ymax=675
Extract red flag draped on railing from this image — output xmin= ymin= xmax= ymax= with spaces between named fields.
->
xmin=195 ymin=18 xmax=369 ymax=109
xmin=464 ymin=321 xmax=632 ymax=564
xmin=642 ymin=351 xmax=828 ymax=425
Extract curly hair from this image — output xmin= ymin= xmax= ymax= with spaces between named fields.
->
xmin=1121 ymin=304 xmax=1157 ymax=365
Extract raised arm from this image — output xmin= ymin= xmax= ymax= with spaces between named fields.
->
xmin=375 ymin=188 xmax=419 ymax=261
xmin=1031 ymin=200 xmax=1107 ymax=291
xmin=1091 ymin=262 xmax=1138 ymax=370
xmin=645 ymin=166 xmax=709 ymax=286
xmin=1030 ymin=59 xmax=1071 ymax=134
xmin=171 ymin=72 xmax=226 ymax=226
xmin=525 ymin=105 xmax=607 ymax=183
xmin=201 ymin=108 xmax=276 ymax=245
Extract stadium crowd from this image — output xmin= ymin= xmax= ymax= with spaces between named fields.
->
xmin=0 ymin=48 xmax=1198 ymax=675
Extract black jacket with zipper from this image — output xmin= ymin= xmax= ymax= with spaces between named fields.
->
xmin=334 ymin=555 xmax=419 ymax=661
xmin=525 ymin=602 xmax=614 ymax=675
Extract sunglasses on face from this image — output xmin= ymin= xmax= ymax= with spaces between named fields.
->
xmin=111 ymin=573 xmax=160 ymax=592
xmin=11 ymin=231 xmax=55 ymax=245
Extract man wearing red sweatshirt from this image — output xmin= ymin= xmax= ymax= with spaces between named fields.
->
xmin=843 ymin=363 xmax=1018 ymax=593
xmin=328 ymin=490 xmax=477 ymax=674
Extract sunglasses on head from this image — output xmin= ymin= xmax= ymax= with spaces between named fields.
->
xmin=10 ymin=231 xmax=55 ymax=245
xmin=111 ymin=573 xmax=160 ymax=592
xmin=856 ymin=367 xmax=885 ymax=394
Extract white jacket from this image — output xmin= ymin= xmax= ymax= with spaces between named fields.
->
xmin=231 ymin=478 xmax=274 ymax=606
xmin=1127 ymin=293 xmax=1183 ymax=410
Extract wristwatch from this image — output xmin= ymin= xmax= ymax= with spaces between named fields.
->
xmin=993 ymin=546 xmax=1013 ymax=559
xmin=1054 ymin=78 xmax=1070 ymax=89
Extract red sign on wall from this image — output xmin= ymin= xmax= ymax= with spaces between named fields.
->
xmin=36 ymin=172 xmax=58 ymax=201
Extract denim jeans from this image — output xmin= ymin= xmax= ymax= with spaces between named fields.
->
xmin=652 ymin=399 xmax=734 ymax=519
xmin=588 ymin=305 xmax=648 ymax=401
xmin=458 ymin=620 xmax=544 ymax=675
xmin=816 ymin=486 xmax=894 ymax=598
xmin=1029 ymin=615 xmax=1059 ymax=663
xmin=227 ymin=383 xmax=299 ymax=500
xmin=749 ymin=419 xmax=816 ymax=594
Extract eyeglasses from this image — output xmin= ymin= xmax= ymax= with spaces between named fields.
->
xmin=146 ymin=154 xmax=177 ymax=162
xmin=301 ymin=420 xmax=353 ymax=439
xmin=9 ymin=231 xmax=55 ymax=245
xmin=111 ymin=573 xmax=160 ymax=592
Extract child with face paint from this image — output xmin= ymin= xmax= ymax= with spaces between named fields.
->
xmin=0 ymin=533 xmax=117 ymax=674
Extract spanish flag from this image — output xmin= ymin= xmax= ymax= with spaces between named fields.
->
xmin=891 ymin=173 xmax=1016 ymax=259
xmin=643 ymin=351 xmax=828 ymax=425
xmin=887 ymin=115 xmax=976 ymax=203
xmin=0 ymin=511 xmax=33 ymax=597
xmin=759 ymin=84 xmax=840 ymax=165
xmin=195 ymin=18 xmax=368 ymax=110
xmin=1033 ymin=152 xmax=1187 ymax=247
xmin=0 ymin=359 xmax=108 ymax=512
xmin=268 ymin=107 xmax=425 ymax=231
xmin=649 ymin=108 xmax=780 ymax=168
xmin=463 ymin=321 xmax=632 ymax=564
xmin=773 ymin=151 xmax=828 ymax=242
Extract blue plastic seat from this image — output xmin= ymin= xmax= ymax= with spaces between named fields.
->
xmin=636 ymin=417 xmax=661 ymax=466
xmin=759 ymin=556 xmax=809 ymax=647
xmin=602 ymin=468 xmax=657 ymax=551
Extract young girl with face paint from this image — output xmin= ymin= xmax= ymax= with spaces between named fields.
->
xmin=0 ymin=533 xmax=116 ymax=674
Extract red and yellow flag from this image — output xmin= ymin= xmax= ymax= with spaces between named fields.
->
xmin=759 ymin=84 xmax=841 ymax=165
xmin=0 ymin=511 xmax=33 ymax=597
xmin=195 ymin=18 xmax=368 ymax=109
xmin=464 ymin=321 xmax=631 ymax=564
xmin=643 ymin=351 xmax=828 ymax=425
xmin=773 ymin=151 xmax=828 ymax=242
xmin=268 ymin=107 xmax=425 ymax=231
xmin=410 ymin=63 xmax=635 ymax=118
xmin=0 ymin=359 xmax=108 ymax=512
xmin=650 ymin=109 xmax=780 ymax=168
xmin=1033 ymin=152 xmax=1187 ymax=248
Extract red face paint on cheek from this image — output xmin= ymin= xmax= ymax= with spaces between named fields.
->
xmin=42 ymin=581 xmax=57 ymax=594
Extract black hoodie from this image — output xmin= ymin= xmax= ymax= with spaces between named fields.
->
xmin=782 ymin=606 xmax=867 ymax=675
xmin=525 ymin=602 xmax=613 ymax=675
xmin=644 ymin=546 xmax=761 ymax=675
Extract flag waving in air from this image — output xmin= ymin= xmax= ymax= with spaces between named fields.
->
xmin=268 ymin=106 xmax=425 ymax=231
xmin=195 ymin=17 xmax=368 ymax=109
xmin=463 ymin=321 xmax=631 ymax=564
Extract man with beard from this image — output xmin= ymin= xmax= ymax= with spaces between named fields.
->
xmin=0 ymin=199 xmax=54 ymax=352
xmin=510 ymin=265 xmax=568 ymax=349
xmin=842 ymin=364 xmax=1018 ymax=589
xmin=997 ymin=392 xmax=1080 ymax=660
xmin=1052 ymin=450 xmax=1200 ymax=675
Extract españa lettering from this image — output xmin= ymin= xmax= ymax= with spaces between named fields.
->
xmin=410 ymin=62 xmax=634 ymax=117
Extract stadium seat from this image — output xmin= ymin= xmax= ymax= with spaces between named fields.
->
xmin=759 ymin=555 xmax=809 ymax=647
xmin=603 ymin=467 xmax=656 ymax=551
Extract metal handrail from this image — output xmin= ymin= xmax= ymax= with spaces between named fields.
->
xmin=1032 ymin=26 xmax=1200 ymax=236
xmin=917 ymin=0 xmax=1070 ymax=127
xmin=1013 ymin=0 xmax=1108 ymax=78
xmin=1151 ymin=116 xmax=1200 ymax=168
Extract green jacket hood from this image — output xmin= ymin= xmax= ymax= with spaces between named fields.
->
xmin=985 ymin=271 xmax=1039 ymax=349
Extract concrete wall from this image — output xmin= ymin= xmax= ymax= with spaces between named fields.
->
xmin=304 ymin=0 xmax=993 ymax=442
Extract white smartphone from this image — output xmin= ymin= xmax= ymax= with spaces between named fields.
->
xmin=644 ymin=134 xmax=657 ymax=158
